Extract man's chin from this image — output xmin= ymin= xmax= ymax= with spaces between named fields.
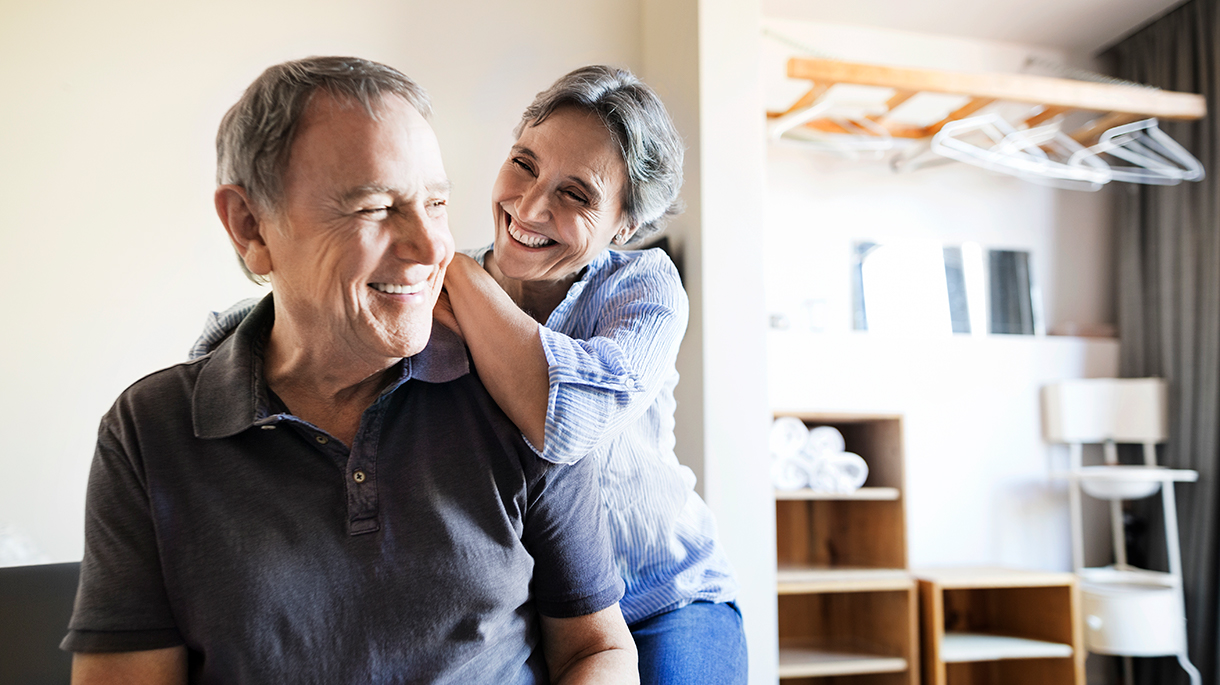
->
xmin=382 ymin=325 xmax=433 ymax=359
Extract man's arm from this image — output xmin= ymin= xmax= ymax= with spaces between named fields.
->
xmin=540 ymin=604 xmax=638 ymax=685
xmin=72 ymin=646 xmax=187 ymax=685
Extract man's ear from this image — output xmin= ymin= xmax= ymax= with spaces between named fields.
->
xmin=215 ymin=185 xmax=273 ymax=277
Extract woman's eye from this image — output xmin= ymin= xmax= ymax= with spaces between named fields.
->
xmin=428 ymin=199 xmax=448 ymax=209
xmin=563 ymin=190 xmax=588 ymax=204
xmin=512 ymin=158 xmax=535 ymax=174
xmin=360 ymin=206 xmax=391 ymax=216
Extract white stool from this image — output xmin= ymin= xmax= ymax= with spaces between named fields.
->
xmin=1043 ymin=378 xmax=1200 ymax=685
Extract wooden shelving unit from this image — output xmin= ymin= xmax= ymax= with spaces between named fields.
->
xmin=773 ymin=413 xmax=918 ymax=685
xmin=916 ymin=568 xmax=1084 ymax=685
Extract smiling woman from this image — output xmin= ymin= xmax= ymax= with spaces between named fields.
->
xmin=439 ymin=65 xmax=747 ymax=685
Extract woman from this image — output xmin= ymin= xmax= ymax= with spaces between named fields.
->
xmin=436 ymin=66 xmax=744 ymax=684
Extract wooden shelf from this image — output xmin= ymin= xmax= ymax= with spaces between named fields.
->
xmin=779 ymin=644 xmax=908 ymax=679
xmin=941 ymin=632 xmax=1074 ymax=663
xmin=773 ymin=414 xmax=916 ymax=684
xmin=917 ymin=568 xmax=1084 ymax=685
xmin=778 ymin=566 xmax=912 ymax=594
xmin=915 ymin=566 xmax=1075 ymax=589
xmin=776 ymin=486 xmax=900 ymax=501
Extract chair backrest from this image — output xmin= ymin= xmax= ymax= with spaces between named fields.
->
xmin=0 ymin=562 xmax=79 ymax=685
xmin=1042 ymin=378 xmax=1168 ymax=444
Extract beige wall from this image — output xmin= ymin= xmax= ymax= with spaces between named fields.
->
xmin=1 ymin=2 xmax=782 ymax=680
xmin=0 ymin=0 xmax=641 ymax=562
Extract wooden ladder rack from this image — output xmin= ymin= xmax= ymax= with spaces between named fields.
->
xmin=770 ymin=58 xmax=1206 ymax=144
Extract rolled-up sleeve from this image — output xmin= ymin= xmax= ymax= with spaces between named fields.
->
xmin=533 ymin=250 xmax=688 ymax=465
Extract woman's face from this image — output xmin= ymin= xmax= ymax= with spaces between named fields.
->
xmin=490 ymin=106 xmax=634 ymax=285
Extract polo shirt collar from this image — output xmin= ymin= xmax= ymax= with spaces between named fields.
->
xmin=193 ymin=294 xmax=470 ymax=439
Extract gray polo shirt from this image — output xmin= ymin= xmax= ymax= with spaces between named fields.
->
xmin=62 ymin=296 xmax=623 ymax=684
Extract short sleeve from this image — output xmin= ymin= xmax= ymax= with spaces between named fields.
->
xmin=520 ymin=457 xmax=624 ymax=618
xmin=61 ymin=416 xmax=183 ymax=653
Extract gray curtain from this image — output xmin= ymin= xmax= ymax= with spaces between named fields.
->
xmin=1106 ymin=1 xmax=1220 ymax=682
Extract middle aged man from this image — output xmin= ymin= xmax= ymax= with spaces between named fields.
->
xmin=61 ymin=57 xmax=638 ymax=684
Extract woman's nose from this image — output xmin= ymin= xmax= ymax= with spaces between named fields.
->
xmin=516 ymin=181 xmax=551 ymax=223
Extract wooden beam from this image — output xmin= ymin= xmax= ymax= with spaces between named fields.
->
xmin=923 ymin=97 xmax=996 ymax=136
xmin=1068 ymin=112 xmax=1145 ymax=146
xmin=1024 ymin=105 xmax=1070 ymax=128
xmin=778 ymin=84 xmax=830 ymax=117
xmin=787 ymin=58 xmax=1206 ymax=120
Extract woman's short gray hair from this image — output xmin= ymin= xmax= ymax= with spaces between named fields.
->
xmin=515 ymin=65 xmax=684 ymax=244
xmin=216 ymin=56 xmax=431 ymax=283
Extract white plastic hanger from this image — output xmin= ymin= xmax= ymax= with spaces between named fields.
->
xmin=929 ymin=113 xmax=1112 ymax=190
xmin=1069 ymin=118 xmax=1205 ymax=185
xmin=768 ymin=98 xmax=896 ymax=158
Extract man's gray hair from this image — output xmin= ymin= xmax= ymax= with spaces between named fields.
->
xmin=515 ymin=65 xmax=684 ymax=244
xmin=216 ymin=56 xmax=431 ymax=283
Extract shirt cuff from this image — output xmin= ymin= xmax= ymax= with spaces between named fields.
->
xmin=534 ymin=576 xmax=626 ymax=619
xmin=539 ymin=325 xmax=644 ymax=393
xmin=61 ymin=628 xmax=184 ymax=653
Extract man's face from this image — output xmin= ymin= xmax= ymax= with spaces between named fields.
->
xmin=262 ymin=92 xmax=454 ymax=363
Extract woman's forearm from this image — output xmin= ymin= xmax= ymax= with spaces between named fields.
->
xmin=443 ymin=254 xmax=550 ymax=449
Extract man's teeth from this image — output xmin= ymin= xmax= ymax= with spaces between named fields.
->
xmin=371 ymin=282 xmax=426 ymax=295
xmin=508 ymin=220 xmax=555 ymax=248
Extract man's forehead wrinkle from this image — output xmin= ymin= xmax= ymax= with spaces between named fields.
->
xmin=339 ymin=178 xmax=452 ymax=204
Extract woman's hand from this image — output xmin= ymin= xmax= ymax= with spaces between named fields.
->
xmin=440 ymin=250 xmax=550 ymax=450
xmin=434 ymin=254 xmax=486 ymax=341
xmin=432 ymin=289 xmax=464 ymax=341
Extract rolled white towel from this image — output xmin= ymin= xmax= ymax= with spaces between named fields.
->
xmin=771 ymin=454 xmax=811 ymax=490
xmin=807 ymin=451 xmax=870 ymax=493
xmin=770 ymin=417 xmax=810 ymax=460
xmin=803 ymin=425 xmax=846 ymax=461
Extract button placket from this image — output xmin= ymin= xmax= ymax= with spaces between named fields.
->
xmin=345 ymin=399 xmax=386 ymax=536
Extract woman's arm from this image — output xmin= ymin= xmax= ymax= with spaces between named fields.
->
xmin=443 ymin=250 xmax=688 ymax=464
xmin=442 ymin=253 xmax=551 ymax=449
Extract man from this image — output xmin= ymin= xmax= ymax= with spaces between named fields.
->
xmin=61 ymin=56 xmax=637 ymax=684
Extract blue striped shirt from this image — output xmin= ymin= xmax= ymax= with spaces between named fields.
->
xmin=472 ymin=245 xmax=737 ymax=622
xmin=189 ymin=246 xmax=738 ymax=623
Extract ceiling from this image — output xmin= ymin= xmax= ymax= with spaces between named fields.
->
xmin=762 ymin=0 xmax=1186 ymax=54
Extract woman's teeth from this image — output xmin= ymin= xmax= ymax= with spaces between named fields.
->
xmin=508 ymin=220 xmax=555 ymax=248
xmin=371 ymin=282 xmax=426 ymax=295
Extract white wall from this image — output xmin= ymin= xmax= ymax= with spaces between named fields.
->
xmin=0 ymin=0 xmax=641 ymax=563
xmin=643 ymin=2 xmax=778 ymax=681
xmin=761 ymin=19 xmax=1121 ymax=571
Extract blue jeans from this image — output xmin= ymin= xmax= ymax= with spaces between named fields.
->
xmin=628 ymin=601 xmax=748 ymax=685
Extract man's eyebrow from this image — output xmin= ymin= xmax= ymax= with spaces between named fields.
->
xmin=339 ymin=181 xmax=452 ymax=204
xmin=510 ymin=144 xmax=537 ymax=161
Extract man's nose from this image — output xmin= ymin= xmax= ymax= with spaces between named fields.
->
xmin=391 ymin=207 xmax=451 ymax=265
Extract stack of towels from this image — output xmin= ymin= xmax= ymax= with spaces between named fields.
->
xmin=769 ymin=417 xmax=870 ymax=493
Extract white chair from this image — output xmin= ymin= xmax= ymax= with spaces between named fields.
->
xmin=1043 ymin=378 xmax=1199 ymax=685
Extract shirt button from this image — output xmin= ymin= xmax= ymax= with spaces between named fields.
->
xmin=353 ymin=470 xmax=367 ymax=483
xmin=315 ymin=435 xmax=329 ymax=445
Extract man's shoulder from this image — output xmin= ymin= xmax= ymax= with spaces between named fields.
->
xmin=111 ymin=358 xmax=208 ymax=411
